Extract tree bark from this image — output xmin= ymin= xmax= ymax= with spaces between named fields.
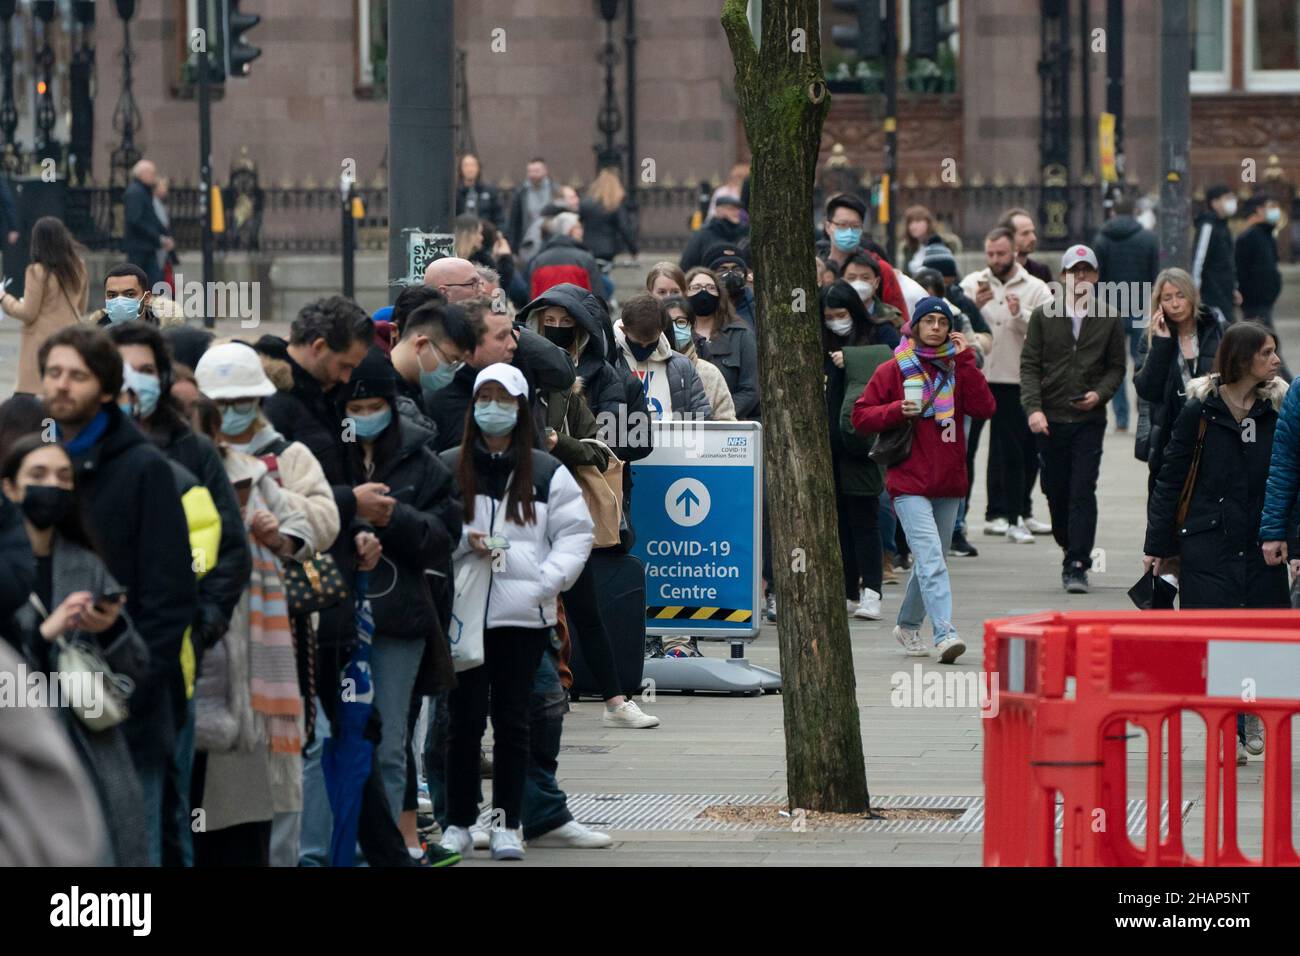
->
xmin=721 ymin=0 xmax=869 ymax=812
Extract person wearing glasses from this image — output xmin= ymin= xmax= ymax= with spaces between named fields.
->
xmin=385 ymin=301 xmax=478 ymax=443
xmin=683 ymin=266 xmax=759 ymax=420
xmin=424 ymin=257 xmax=487 ymax=303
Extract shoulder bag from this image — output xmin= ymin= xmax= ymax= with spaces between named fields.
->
xmin=869 ymin=367 xmax=948 ymax=469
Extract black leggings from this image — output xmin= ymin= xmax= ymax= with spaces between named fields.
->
xmin=561 ymin=555 xmax=624 ymax=701
xmin=843 ymin=494 xmax=882 ymax=594
xmin=446 ymin=626 xmax=550 ymax=830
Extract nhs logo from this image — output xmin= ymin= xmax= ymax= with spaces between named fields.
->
xmin=726 ymin=437 xmax=747 ymax=447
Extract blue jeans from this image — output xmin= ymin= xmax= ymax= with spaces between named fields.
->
xmin=1110 ymin=327 xmax=1141 ymax=428
xmin=163 ymin=697 xmax=196 ymax=867
xmin=521 ymin=648 xmax=573 ymax=840
xmin=879 ymin=489 xmax=898 ymax=556
xmin=369 ymin=635 xmax=425 ymax=820
xmin=135 ymin=754 xmax=167 ymax=866
xmin=893 ymin=495 xmax=961 ymax=644
xmin=298 ymin=695 xmax=331 ymax=866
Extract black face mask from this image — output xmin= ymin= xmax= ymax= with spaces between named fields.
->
xmin=689 ymin=290 xmax=720 ymax=317
xmin=720 ymin=271 xmax=746 ymax=300
xmin=627 ymin=340 xmax=657 ymax=362
xmin=543 ymin=325 xmax=577 ymax=350
xmin=20 ymin=485 xmax=74 ymax=530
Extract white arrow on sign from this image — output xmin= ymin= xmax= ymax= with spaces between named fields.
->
xmin=664 ymin=477 xmax=710 ymax=527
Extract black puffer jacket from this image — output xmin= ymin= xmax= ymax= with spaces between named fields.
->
xmin=1191 ymin=210 xmax=1236 ymax=319
xmin=680 ymin=217 xmax=749 ymax=271
xmin=1144 ymin=375 xmax=1290 ymax=610
xmin=1235 ymin=221 xmax=1282 ymax=312
xmin=1094 ymin=215 xmax=1159 ymax=319
xmin=360 ymin=416 xmax=461 ymax=696
xmin=152 ymin=421 xmax=251 ymax=652
xmin=68 ymin=404 xmax=197 ymax=763
xmin=1133 ymin=305 xmax=1226 ymax=477
xmin=456 ymin=180 xmax=505 ymax=230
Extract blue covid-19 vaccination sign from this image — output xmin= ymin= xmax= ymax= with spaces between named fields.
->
xmin=629 ymin=421 xmax=763 ymax=638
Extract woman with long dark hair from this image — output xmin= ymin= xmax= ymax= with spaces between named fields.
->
xmin=437 ymin=364 xmax=593 ymax=861
xmin=684 ymin=266 xmax=759 ymax=420
xmin=2 ymin=434 xmax=150 ymax=865
xmin=1 ymin=216 xmax=88 ymax=394
xmin=1143 ymin=321 xmax=1287 ymax=766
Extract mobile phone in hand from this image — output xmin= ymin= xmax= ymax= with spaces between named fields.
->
xmin=1068 ymin=393 xmax=1089 ymax=403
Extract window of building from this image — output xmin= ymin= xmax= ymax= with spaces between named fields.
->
xmin=1246 ymin=0 xmax=1300 ymax=90
xmin=356 ymin=0 xmax=388 ymax=99
xmin=1190 ymin=0 xmax=1231 ymax=92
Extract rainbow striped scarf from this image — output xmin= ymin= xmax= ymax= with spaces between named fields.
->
xmin=894 ymin=338 xmax=957 ymax=420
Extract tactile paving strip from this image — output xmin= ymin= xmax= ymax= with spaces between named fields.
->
xmin=565 ymin=793 xmax=1191 ymax=835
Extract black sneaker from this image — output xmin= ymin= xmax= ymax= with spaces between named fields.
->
xmin=948 ymin=529 xmax=979 ymax=557
xmin=1064 ymin=564 xmax=1090 ymax=594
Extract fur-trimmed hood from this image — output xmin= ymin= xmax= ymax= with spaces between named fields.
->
xmin=1185 ymin=373 xmax=1289 ymax=411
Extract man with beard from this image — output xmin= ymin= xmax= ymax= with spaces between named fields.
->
xmin=998 ymin=207 xmax=1053 ymax=284
xmin=961 ymin=227 xmax=1053 ymax=544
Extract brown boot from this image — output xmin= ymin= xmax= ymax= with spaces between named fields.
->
xmin=882 ymin=552 xmax=899 ymax=586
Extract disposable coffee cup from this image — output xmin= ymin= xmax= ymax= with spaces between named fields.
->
xmin=903 ymin=381 xmax=924 ymax=405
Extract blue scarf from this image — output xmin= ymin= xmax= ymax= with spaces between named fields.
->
xmin=60 ymin=409 xmax=110 ymax=457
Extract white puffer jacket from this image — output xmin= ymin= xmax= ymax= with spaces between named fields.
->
xmin=440 ymin=444 xmax=594 ymax=629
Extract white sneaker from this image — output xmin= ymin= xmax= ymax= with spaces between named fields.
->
xmin=439 ymin=825 xmax=475 ymax=858
xmin=984 ymin=518 xmax=1010 ymax=535
xmin=1006 ymin=522 xmax=1035 ymax=544
xmin=1244 ymin=715 xmax=1265 ymax=756
xmin=1236 ymin=740 xmax=1249 ymax=766
xmin=489 ymin=826 xmax=525 ymax=861
xmin=528 ymin=820 xmax=613 ymax=849
xmin=1023 ymin=516 xmax=1052 ymax=534
xmin=468 ymin=807 xmax=494 ymax=850
xmin=854 ymin=588 xmax=882 ymax=620
xmin=846 ymin=599 xmax=858 ymax=613
xmin=603 ymin=699 xmax=660 ymax=729
xmin=936 ymin=634 xmax=967 ymax=664
xmin=893 ymin=625 xmax=929 ymax=657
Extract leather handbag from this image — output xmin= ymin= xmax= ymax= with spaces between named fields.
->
xmin=573 ymin=438 xmax=624 ymax=548
xmin=1174 ymin=416 xmax=1209 ymax=530
xmin=282 ymin=553 xmax=348 ymax=615
xmin=869 ymin=369 xmax=947 ymax=469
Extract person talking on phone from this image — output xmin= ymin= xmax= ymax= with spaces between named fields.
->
xmin=852 ymin=298 xmax=995 ymax=665
xmin=1020 ymin=246 xmax=1128 ymax=594
xmin=437 ymin=364 xmax=593 ymax=861
xmin=2 ymin=434 xmax=151 ymax=865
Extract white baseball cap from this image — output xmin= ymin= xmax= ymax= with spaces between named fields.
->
xmin=473 ymin=362 xmax=529 ymax=399
xmin=1061 ymin=244 xmax=1099 ymax=271
xmin=195 ymin=342 xmax=277 ymax=400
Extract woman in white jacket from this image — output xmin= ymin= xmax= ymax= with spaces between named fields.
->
xmin=437 ymin=363 xmax=593 ymax=861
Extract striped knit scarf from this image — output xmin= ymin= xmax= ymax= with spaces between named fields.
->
xmin=894 ymin=338 xmax=957 ymax=421
xmin=245 ymin=483 xmax=304 ymax=756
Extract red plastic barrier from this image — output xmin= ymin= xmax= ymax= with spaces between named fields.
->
xmin=983 ymin=610 xmax=1300 ymax=867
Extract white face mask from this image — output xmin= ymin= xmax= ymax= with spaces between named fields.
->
xmin=1137 ymin=210 xmax=1156 ymax=231
xmin=850 ymin=280 xmax=874 ymax=303
xmin=824 ymin=317 xmax=853 ymax=337
xmin=1221 ymin=197 xmax=1238 ymax=218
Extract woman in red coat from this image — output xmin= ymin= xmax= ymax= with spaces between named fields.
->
xmin=852 ymin=297 xmax=996 ymax=663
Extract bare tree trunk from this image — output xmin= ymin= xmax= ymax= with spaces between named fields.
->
xmin=721 ymin=0 xmax=869 ymax=812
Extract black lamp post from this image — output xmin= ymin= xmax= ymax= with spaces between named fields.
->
xmin=594 ymin=0 xmax=623 ymax=172
xmin=110 ymin=0 xmax=142 ymax=187
xmin=69 ymin=0 xmax=95 ymax=185
xmin=0 ymin=0 xmax=19 ymax=176
xmin=32 ymin=0 xmax=58 ymax=168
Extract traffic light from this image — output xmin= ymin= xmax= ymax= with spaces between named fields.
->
xmin=223 ymin=0 xmax=261 ymax=78
xmin=831 ymin=0 xmax=882 ymax=60
xmin=910 ymin=0 xmax=956 ymax=60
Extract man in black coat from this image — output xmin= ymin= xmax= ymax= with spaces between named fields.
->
xmin=38 ymin=325 xmax=196 ymax=866
xmin=679 ymin=195 xmax=749 ymax=272
xmin=1192 ymin=184 xmax=1239 ymax=322
xmin=1236 ymin=194 xmax=1284 ymax=330
xmin=123 ymin=160 xmax=171 ymax=291
xmin=1093 ymin=194 xmax=1160 ymax=431
xmin=258 ymin=296 xmax=427 ymax=867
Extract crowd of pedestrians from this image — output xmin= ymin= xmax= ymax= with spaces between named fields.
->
xmin=0 ymin=149 xmax=1293 ymax=865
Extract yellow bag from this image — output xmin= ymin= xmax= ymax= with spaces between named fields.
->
xmin=178 ymin=484 xmax=221 ymax=699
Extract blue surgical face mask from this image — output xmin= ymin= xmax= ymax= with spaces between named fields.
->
xmin=122 ymin=368 xmax=161 ymax=420
xmin=351 ymin=407 xmax=393 ymax=440
xmin=1266 ymin=206 xmax=1282 ymax=225
xmin=219 ymin=402 xmax=259 ymax=437
xmin=673 ymin=323 xmax=693 ymax=349
xmin=474 ymin=400 xmax=518 ymax=436
xmin=833 ymin=226 xmax=862 ymax=252
xmin=419 ymin=361 xmax=458 ymax=396
xmin=105 ymin=296 xmax=142 ymax=325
